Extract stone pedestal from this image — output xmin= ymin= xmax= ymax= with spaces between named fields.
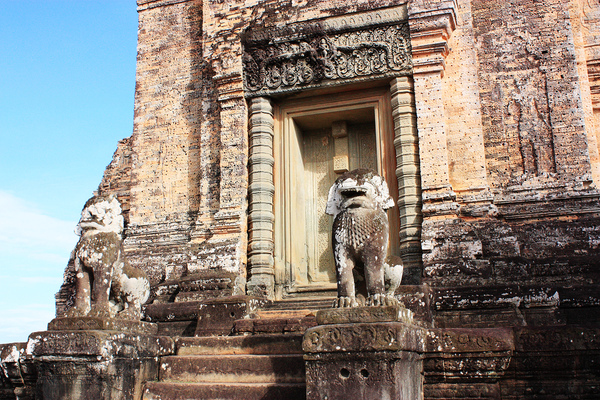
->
xmin=303 ymin=306 xmax=425 ymax=400
xmin=27 ymin=319 xmax=173 ymax=400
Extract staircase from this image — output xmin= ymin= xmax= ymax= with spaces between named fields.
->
xmin=142 ymin=297 xmax=337 ymax=399
xmin=143 ymin=330 xmax=308 ymax=399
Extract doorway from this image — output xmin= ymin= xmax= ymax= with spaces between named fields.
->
xmin=273 ymin=88 xmax=398 ymax=299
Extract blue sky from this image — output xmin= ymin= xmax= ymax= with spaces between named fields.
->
xmin=0 ymin=1 xmax=138 ymax=343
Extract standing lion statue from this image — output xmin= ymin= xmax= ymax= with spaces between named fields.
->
xmin=64 ymin=195 xmax=149 ymax=320
xmin=326 ymin=169 xmax=402 ymax=308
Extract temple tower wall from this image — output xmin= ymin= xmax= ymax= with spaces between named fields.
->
xmin=89 ymin=0 xmax=600 ymax=295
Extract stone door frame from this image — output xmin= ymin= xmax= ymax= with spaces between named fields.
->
xmin=244 ymin=3 xmax=457 ymax=298
xmin=272 ymin=86 xmax=398 ymax=298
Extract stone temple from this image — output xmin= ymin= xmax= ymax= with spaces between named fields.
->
xmin=2 ymin=0 xmax=600 ymax=398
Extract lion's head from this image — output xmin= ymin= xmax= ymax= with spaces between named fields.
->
xmin=325 ymin=169 xmax=394 ymax=217
xmin=75 ymin=195 xmax=124 ymax=236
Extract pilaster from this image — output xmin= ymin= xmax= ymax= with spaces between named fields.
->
xmin=408 ymin=0 xmax=458 ymax=215
xmin=212 ymin=72 xmax=248 ymax=235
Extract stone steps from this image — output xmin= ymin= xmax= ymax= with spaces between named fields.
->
xmin=175 ymin=333 xmax=304 ymax=355
xmin=233 ymin=308 xmax=319 ymax=335
xmin=159 ymin=354 xmax=305 ymax=383
xmin=143 ymin=333 xmax=307 ymax=400
xmin=143 ymin=382 xmax=306 ymax=400
xmin=261 ymin=298 xmax=334 ymax=311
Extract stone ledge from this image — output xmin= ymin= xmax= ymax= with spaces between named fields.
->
xmin=315 ymin=305 xmax=414 ymax=325
xmin=425 ymin=327 xmax=514 ymax=353
xmin=196 ymin=295 xmax=267 ymax=336
xmin=48 ymin=316 xmax=158 ymax=335
xmin=28 ymin=330 xmax=174 ymax=358
xmin=145 ymin=301 xmax=202 ymax=322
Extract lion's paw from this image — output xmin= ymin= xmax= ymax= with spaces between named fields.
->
xmin=117 ymin=307 xmax=143 ymax=321
xmin=366 ymin=293 xmax=398 ymax=307
xmin=88 ymin=306 xmax=112 ymax=319
xmin=333 ymin=296 xmax=359 ymax=308
xmin=63 ymin=306 xmax=89 ymax=318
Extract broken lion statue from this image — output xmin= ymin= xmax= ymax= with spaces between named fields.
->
xmin=64 ymin=195 xmax=150 ymax=320
xmin=326 ymin=169 xmax=403 ymax=308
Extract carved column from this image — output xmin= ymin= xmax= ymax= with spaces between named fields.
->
xmin=390 ymin=77 xmax=422 ymax=283
xmin=247 ymin=97 xmax=275 ymax=298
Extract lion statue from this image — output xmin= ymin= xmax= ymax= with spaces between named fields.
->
xmin=64 ymin=195 xmax=149 ymax=320
xmin=326 ymin=169 xmax=402 ymax=308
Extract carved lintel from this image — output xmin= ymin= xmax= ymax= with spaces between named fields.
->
xmin=243 ymin=8 xmax=411 ymax=97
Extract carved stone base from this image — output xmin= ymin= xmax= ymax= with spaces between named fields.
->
xmin=315 ymin=305 xmax=414 ymax=325
xmin=48 ymin=316 xmax=158 ymax=335
xmin=304 ymin=307 xmax=425 ymax=400
xmin=27 ymin=330 xmax=173 ymax=400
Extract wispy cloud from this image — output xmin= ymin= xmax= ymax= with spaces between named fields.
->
xmin=0 ymin=190 xmax=77 ymax=250
xmin=0 ymin=191 xmax=78 ymax=343
xmin=0 ymin=191 xmax=77 ymax=273
xmin=0 ymin=303 xmax=56 ymax=343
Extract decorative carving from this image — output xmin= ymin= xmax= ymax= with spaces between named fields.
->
xmin=302 ymin=322 xmax=425 ymax=353
xmin=514 ymin=327 xmax=600 ymax=351
xmin=64 ymin=195 xmax=150 ymax=320
xmin=426 ymin=328 xmax=514 ymax=353
xmin=326 ymin=169 xmax=398 ymax=307
xmin=424 ymin=355 xmax=512 ymax=377
xmin=243 ymin=20 xmax=411 ymax=96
